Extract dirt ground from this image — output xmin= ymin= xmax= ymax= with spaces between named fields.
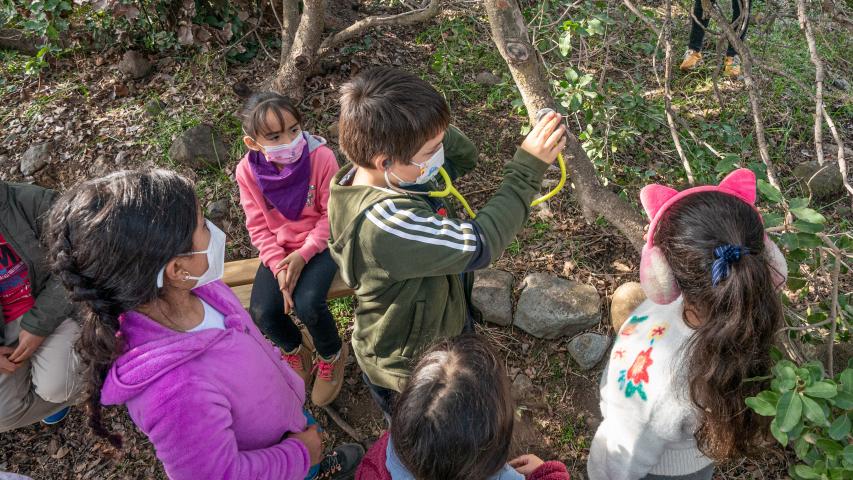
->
xmin=0 ymin=1 xmax=817 ymax=478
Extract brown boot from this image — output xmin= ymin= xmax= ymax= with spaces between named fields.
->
xmin=282 ymin=344 xmax=313 ymax=385
xmin=311 ymin=342 xmax=348 ymax=407
xmin=679 ymin=49 xmax=703 ymax=71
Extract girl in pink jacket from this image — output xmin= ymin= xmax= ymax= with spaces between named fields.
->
xmin=236 ymin=92 xmax=346 ymax=407
xmin=43 ymin=170 xmax=362 ymax=479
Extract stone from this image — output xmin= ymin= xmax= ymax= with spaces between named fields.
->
xmin=327 ymin=121 xmax=339 ymax=140
xmin=610 ymin=282 xmax=646 ymax=332
xmin=168 ymin=124 xmax=228 ymax=170
xmin=145 ymin=98 xmax=166 ymax=117
xmin=20 ymin=142 xmax=52 ymax=176
xmin=207 ymin=199 xmax=230 ymax=223
xmin=471 ymin=269 xmax=514 ymax=326
xmin=118 ymin=50 xmax=152 ymax=79
xmin=475 ymin=71 xmax=502 ymax=86
xmin=832 ymin=78 xmax=850 ymax=91
xmin=514 ymin=273 xmax=601 ymax=339
xmin=114 ymin=151 xmax=130 ymax=165
xmin=792 ymin=161 xmax=844 ymax=200
xmin=567 ymin=332 xmax=611 ymax=371
xmin=511 ymin=373 xmax=534 ymax=401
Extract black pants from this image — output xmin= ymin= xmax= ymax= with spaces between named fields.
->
xmin=249 ymin=250 xmax=342 ymax=358
xmin=688 ymin=0 xmax=752 ymax=57
xmin=362 ymin=372 xmax=397 ymax=426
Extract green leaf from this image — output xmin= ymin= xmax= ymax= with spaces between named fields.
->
xmin=817 ymin=438 xmax=843 ymax=456
xmin=778 ymin=391 xmax=803 ymax=432
xmin=843 ymin=444 xmax=853 ymax=465
xmin=746 ymin=395 xmax=777 ymax=416
xmin=804 ymin=381 xmax=838 ymax=399
xmin=794 ymin=465 xmax=820 ymax=479
xmin=840 ymin=368 xmax=853 ymax=391
xmin=793 ymin=220 xmax=825 ymax=233
xmin=833 ymin=391 xmax=853 ymax=409
xmin=801 ymin=395 xmax=829 ymax=426
xmin=763 ymin=212 xmax=784 ymax=228
xmin=794 ymin=435 xmax=811 ymax=460
xmin=770 ymin=346 xmax=783 ymax=363
xmin=828 ymin=414 xmax=851 ymax=441
xmin=789 ymin=197 xmax=809 ymax=210
xmin=758 ymin=179 xmax=783 ymax=203
xmin=791 ymin=207 xmax=827 ymax=224
xmin=778 ymin=365 xmax=798 ymax=392
xmin=770 ymin=417 xmax=788 ymax=446
xmin=803 ymin=361 xmax=825 ymax=383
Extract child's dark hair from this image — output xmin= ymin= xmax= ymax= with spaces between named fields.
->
xmin=239 ymin=91 xmax=302 ymax=139
xmin=390 ymin=334 xmax=514 ymax=480
xmin=339 ymin=67 xmax=450 ymax=168
xmin=654 ymin=191 xmax=783 ymax=461
xmin=44 ymin=170 xmax=198 ymax=448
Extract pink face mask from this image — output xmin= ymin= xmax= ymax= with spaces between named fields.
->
xmin=263 ymin=133 xmax=306 ymax=165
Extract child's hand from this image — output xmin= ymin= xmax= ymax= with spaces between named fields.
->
xmin=521 ymin=111 xmax=566 ymax=165
xmin=287 ymin=424 xmax=323 ymax=465
xmin=509 ymin=454 xmax=545 ymax=476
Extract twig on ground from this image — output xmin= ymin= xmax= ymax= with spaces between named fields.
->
xmin=321 ymin=405 xmax=365 ymax=444
xmin=663 ymin=0 xmax=695 ymax=184
xmin=796 ymin=0 xmax=825 ymax=166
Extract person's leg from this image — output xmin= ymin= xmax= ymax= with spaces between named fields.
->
xmin=291 ymin=250 xmax=342 ymax=359
xmin=293 ymin=250 xmax=346 ymax=405
xmin=726 ymin=0 xmax=751 ymax=56
xmin=688 ymin=0 xmax=710 ymax=52
xmin=361 ymin=372 xmax=398 ymax=427
xmin=0 ymin=319 xmax=69 ymax=432
xmin=29 ymin=318 xmax=83 ymax=406
xmin=249 ymin=264 xmax=302 ymax=352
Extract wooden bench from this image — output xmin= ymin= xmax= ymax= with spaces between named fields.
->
xmin=223 ymin=257 xmax=354 ymax=308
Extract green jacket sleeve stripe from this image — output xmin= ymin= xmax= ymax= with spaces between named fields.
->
xmin=365 ymin=206 xmax=478 ymax=252
xmin=372 ymin=200 xmax=476 ymax=242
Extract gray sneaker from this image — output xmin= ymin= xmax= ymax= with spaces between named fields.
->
xmin=316 ymin=443 xmax=365 ymax=480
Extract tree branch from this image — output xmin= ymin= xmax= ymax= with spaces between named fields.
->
xmin=796 ymin=0 xmax=826 ymax=166
xmin=317 ymin=0 xmax=441 ymax=58
xmin=278 ymin=0 xmax=300 ymax=65
xmin=705 ymin=2 xmax=783 ymax=194
xmin=484 ymin=0 xmax=645 ymax=251
xmin=663 ymin=0 xmax=695 ymax=184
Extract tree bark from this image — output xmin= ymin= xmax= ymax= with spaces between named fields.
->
xmin=483 ymin=0 xmax=645 ymax=251
xmin=270 ymin=0 xmax=326 ymax=99
xmin=278 ymin=0 xmax=301 ymax=65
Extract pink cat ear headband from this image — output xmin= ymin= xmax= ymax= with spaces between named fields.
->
xmin=639 ymin=168 xmax=788 ymax=305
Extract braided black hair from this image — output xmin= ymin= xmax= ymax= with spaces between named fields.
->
xmin=44 ymin=170 xmax=198 ymax=447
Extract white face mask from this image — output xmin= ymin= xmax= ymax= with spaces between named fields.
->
xmin=156 ymin=220 xmax=226 ymax=289
xmin=388 ymin=145 xmax=445 ymax=187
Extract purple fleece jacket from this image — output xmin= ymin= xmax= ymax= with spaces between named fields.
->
xmin=100 ymin=280 xmax=311 ymax=480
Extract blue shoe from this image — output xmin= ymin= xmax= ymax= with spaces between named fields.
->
xmin=42 ymin=407 xmax=70 ymax=425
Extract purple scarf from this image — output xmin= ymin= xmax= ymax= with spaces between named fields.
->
xmin=248 ymin=140 xmax=311 ymax=221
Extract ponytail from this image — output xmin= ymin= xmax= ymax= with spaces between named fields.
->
xmin=44 ymin=170 xmax=197 ymax=448
xmin=655 ymin=191 xmax=783 ymax=460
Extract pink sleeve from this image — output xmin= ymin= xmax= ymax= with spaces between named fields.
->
xmin=296 ymin=147 xmax=337 ymax=263
xmin=142 ymin=379 xmax=311 ymax=480
xmin=236 ymin=158 xmax=287 ymax=272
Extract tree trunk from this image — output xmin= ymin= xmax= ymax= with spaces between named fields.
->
xmin=278 ymin=0 xmax=301 ymax=65
xmin=483 ymin=0 xmax=645 ymax=251
xmin=270 ymin=0 xmax=326 ymax=99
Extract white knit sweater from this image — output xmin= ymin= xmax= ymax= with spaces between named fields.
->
xmin=588 ymin=298 xmax=714 ymax=480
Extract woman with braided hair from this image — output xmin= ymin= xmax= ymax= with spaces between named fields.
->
xmin=44 ymin=170 xmax=362 ymax=480
xmin=0 ymin=180 xmax=80 ymax=431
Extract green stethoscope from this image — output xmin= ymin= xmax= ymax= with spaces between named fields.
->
xmin=390 ymin=108 xmax=568 ymax=219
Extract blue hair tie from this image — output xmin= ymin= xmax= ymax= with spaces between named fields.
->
xmin=712 ymin=244 xmax=749 ymax=286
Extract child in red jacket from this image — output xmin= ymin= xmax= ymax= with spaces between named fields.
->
xmin=356 ymin=334 xmax=570 ymax=480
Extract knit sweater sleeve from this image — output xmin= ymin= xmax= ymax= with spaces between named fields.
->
xmin=528 ymin=461 xmax=571 ymax=480
xmin=236 ymin=157 xmax=287 ymax=272
xmin=355 ymin=432 xmax=391 ymax=480
xmin=141 ymin=377 xmax=311 ymax=480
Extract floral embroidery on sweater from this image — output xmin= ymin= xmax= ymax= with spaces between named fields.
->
xmin=620 ymin=315 xmax=648 ymax=337
xmin=615 ymin=315 xmax=671 ymax=402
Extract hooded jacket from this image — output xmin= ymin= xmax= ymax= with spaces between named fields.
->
xmin=236 ymin=133 xmax=338 ymax=270
xmin=0 ymin=181 xmax=73 ymax=341
xmin=100 ymin=280 xmax=311 ymax=480
xmin=327 ymin=126 xmax=548 ymax=391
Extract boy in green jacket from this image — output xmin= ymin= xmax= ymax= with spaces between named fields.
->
xmin=328 ymin=67 xmax=566 ymax=415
